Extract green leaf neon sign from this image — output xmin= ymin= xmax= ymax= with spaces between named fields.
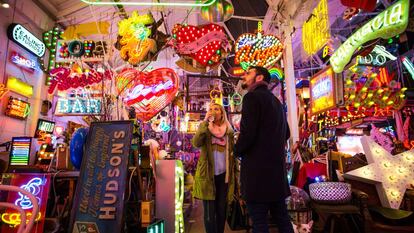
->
xmin=80 ymin=0 xmax=216 ymax=7
xmin=330 ymin=0 xmax=409 ymax=73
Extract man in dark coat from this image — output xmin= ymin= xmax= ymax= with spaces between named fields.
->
xmin=235 ymin=66 xmax=293 ymax=233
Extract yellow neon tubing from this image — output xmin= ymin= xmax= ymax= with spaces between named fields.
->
xmin=80 ymin=0 xmax=216 ymax=7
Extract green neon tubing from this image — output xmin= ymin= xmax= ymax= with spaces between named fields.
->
xmin=80 ymin=0 xmax=216 ymax=7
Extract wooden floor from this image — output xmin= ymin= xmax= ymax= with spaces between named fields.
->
xmin=185 ymin=200 xmax=279 ymax=233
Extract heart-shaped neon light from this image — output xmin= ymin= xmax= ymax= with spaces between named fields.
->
xmin=122 ymin=68 xmax=179 ymax=121
xmin=235 ymin=32 xmax=283 ymax=68
xmin=170 ymin=23 xmax=230 ymax=69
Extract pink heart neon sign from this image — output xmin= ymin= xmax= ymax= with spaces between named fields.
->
xmin=121 ymin=68 xmax=179 ymax=121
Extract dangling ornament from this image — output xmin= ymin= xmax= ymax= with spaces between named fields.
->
xmin=201 ymin=0 xmax=234 ymax=23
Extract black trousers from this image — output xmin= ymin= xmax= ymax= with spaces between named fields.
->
xmin=246 ymin=200 xmax=294 ymax=233
xmin=203 ymin=173 xmax=228 ymax=233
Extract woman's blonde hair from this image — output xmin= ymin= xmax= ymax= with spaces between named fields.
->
xmin=209 ymin=103 xmax=228 ymax=126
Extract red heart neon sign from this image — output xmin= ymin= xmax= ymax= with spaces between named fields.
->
xmin=122 ymin=68 xmax=179 ymax=121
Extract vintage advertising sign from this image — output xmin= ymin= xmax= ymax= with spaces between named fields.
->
xmin=5 ymin=97 xmax=31 ymax=120
xmin=1 ymin=173 xmax=50 ymax=233
xmin=310 ymin=67 xmax=337 ymax=115
xmin=330 ymin=0 xmax=410 ymax=73
xmin=7 ymin=24 xmax=46 ymax=57
xmin=70 ymin=121 xmax=133 ymax=233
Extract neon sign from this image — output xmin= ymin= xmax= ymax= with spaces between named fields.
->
xmin=1 ymin=173 xmax=50 ymax=232
xmin=310 ymin=67 xmax=336 ymax=115
xmin=42 ymin=27 xmax=64 ymax=85
xmin=55 ymin=98 xmax=102 ymax=116
xmin=330 ymin=0 xmax=410 ymax=73
xmin=56 ymin=40 xmax=108 ymax=62
xmin=15 ymin=178 xmax=44 ymax=209
xmin=302 ymin=0 xmax=330 ymax=55
xmin=6 ymin=76 xmax=33 ymax=97
xmin=235 ymin=30 xmax=283 ymax=68
xmin=118 ymin=12 xmax=156 ymax=65
xmin=357 ymin=45 xmax=397 ymax=66
xmin=7 ymin=24 xmax=45 ymax=57
xmin=5 ymin=97 xmax=31 ymax=120
xmin=122 ymin=68 xmax=179 ymax=121
xmin=402 ymin=56 xmax=414 ymax=79
xmin=0 ymin=84 xmax=9 ymax=99
xmin=48 ymin=67 xmax=112 ymax=94
xmin=10 ymin=52 xmax=37 ymax=71
xmin=9 ymin=137 xmax=32 ymax=166
xmin=34 ymin=119 xmax=55 ymax=138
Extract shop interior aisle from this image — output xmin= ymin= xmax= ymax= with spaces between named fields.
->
xmin=186 ymin=200 xmax=279 ymax=233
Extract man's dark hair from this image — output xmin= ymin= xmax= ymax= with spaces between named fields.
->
xmin=250 ymin=66 xmax=271 ymax=83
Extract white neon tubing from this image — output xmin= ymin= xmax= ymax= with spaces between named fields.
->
xmin=0 ymin=202 xmax=26 ymax=233
xmin=0 ymin=185 xmax=39 ymax=233
xmin=80 ymin=0 xmax=216 ymax=7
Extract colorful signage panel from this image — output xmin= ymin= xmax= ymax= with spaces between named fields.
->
xmin=34 ymin=119 xmax=56 ymax=138
xmin=330 ymin=0 xmax=410 ymax=73
xmin=7 ymin=24 xmax=46 ymax=57
xmin=310 ymin=67 xmax=337 ymax=115
xmin=56 ymin=40 xmax=108 ymax=62
xmin=6 ymin=77 xmax=33 ymax=97
xmin=5 ymin=97 xmax=31 ymax=120
xmin=10 ymin=51 xmax=37 ymax=72
xmin=1 ymin=173 xmax=50 ymax=233
xmin=70 ymin=121 xmax=133 ymax=233
xmin=55 ymin=97 xmax=102 ymax=116
xmin=9 ymin=137 xmax=32 ymax=166
xmin=302 ymin=0 xmax=330 ymax=55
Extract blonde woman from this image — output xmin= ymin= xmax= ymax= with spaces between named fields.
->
xmin=192 ymin=103 xmax=235 ymax=233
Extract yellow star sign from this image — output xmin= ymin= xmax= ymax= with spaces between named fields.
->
xmin=344 ymin=136 xmax=414 ymax=209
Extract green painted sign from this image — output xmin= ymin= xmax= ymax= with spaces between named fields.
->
xmin=330 ymin=0 xmax=409 ymax=73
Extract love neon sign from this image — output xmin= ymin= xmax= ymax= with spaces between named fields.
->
xmin=330 ymin=0 xmax=410 ymax=73
xmin=235 ymin=29 xmax=283 ymax=68
xmin=56 ymin=40 xmax=108 ymax=62
xmin=122 ymin=68 xmax=179 ymax=121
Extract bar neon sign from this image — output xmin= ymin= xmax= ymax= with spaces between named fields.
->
xmin=55 ymin=97 xmax=102 ymax=115
xmin=10 ymin=52 xmax=37 ymax=71
xmin=330 ymin=0 xmax=410 ymax=73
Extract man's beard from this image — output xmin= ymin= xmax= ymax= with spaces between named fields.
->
xmin=241 ymin=83 xmax=248 ymax=89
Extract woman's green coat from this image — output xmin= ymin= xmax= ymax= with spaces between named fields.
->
xmin=191 ymin=121 xmax=235 ymax=203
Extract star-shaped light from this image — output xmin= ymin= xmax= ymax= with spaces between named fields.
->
xmin=344 ymin=136 xmax=414 ymax=209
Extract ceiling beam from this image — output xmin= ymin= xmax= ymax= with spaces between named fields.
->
xmin=56 ymin=2 xmax=88 ymax=18
xmin=32 ymin=0 xmax=58 ymax=21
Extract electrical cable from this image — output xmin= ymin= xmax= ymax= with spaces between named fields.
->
xmin=126 ymin=167 xmax=137 ymax=202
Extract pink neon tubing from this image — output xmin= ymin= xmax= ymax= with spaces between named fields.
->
xmin=0 ymin=185 xmax=39 ymax=233
xmin=0 ymin=202 xmax=26 ymax=233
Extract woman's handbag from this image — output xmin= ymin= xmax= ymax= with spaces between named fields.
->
xmin=227 ymin=195 xmax=248 ymax=230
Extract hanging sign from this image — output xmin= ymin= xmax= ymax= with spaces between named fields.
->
xmin=55 ymin=97 xmax=102 ymax=116
xmin=330 ymin=0 xmax=410 ymax=73
xmin=302 ymin=0 xmax=330 ymax=55
xmin=10 ymin=51 xmax=37 ymax=72
xmin=6 ymin=77 xmax=33 ymax=98
xmin=122 ymin=68 xmax=179 ymax=121
xmin=7 ymin=24 xmax=45 ymax=57
xmin=34 ymin=119 xmax=56 ymax=138
xmin=70 ymin=121 xmax=133 ymax=233
xmin=310 ymin=67 xmax=338 ymax=115
xmin=56 ymin=40 xmax=108 ymax=62
xmin=235 ymin=29 xmax=283 ymax=68
xmin=5 ymin=97 xmax=31 ymax=120
xmin=1 ymin=173 xmax=50 ymax=233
